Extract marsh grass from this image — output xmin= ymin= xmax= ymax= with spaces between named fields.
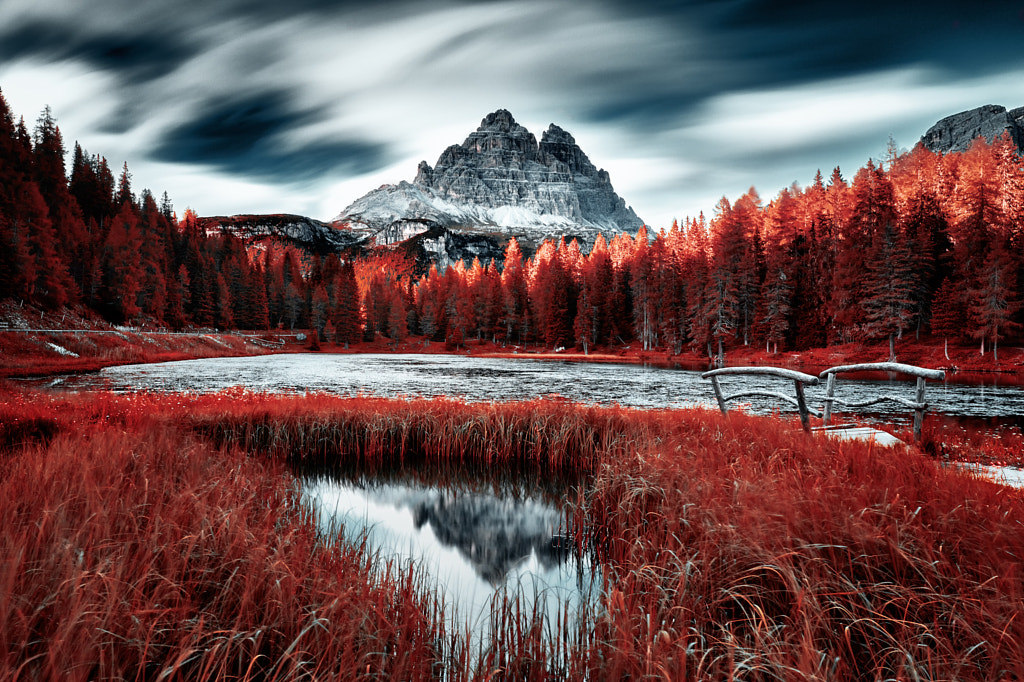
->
xmin=1 ymin=387 xmax=1022 ymax=679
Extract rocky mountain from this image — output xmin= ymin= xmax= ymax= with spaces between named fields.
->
xmin=196 ymin=214 xmax=362 ymax=254
xmin=333 ymin=109 xmax=644 ymax=253
xmin=921 ymin=104 xmax=1024 ymax=154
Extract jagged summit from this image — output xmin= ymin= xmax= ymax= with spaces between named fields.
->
xmin=921 ymin=104 xmax=1024 ymax=154
xmin=334 ymin=110 xmax=644 ymax=255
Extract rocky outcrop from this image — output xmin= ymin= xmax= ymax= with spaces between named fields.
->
xmin=334 ymin=110 xmax=644 ymax=254
xmin=197 ymin=214 xmax=362 ymax=254
xmin=921 ymin=104 xmax=1024 ymax=154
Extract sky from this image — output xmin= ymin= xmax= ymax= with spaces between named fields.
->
xmin=1 ymin=0 xmax=1023 ymax=229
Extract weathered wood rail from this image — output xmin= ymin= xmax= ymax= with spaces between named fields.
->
xmin=701 ymin=367 xmax=822 ymax=432
xmin=819 ymin=362 xmax=945 ymax=443
xmin=702 ymin=362 xmax=946 ymax=442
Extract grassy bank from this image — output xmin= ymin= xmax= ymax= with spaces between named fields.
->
xmin=2 ymin=388 xmax=1023 ymax=679
xmin=0 ymin=302 xmax=281 ymax=379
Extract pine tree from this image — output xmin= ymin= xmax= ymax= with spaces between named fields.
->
xmin=332 ymin=261 xmax=361 ymax=346
xmin=500 ymin=238 xmax=529 ymax=344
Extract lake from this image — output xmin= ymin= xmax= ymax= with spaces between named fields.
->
xmin=28 ymin=352 xmax=1024 ymax=425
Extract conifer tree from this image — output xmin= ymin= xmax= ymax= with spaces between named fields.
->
xmin=862 ymin=222 xmax=916 ymax=361
xmin=930 ymin=276 xmax=965 ymax=360
xmin=500 ymin=238 xmax=529 ymax=343
xmin=969 ymin=240 xmax=1021 ymax=363
xmin=332 ymin=260 xmax=361 ymax=346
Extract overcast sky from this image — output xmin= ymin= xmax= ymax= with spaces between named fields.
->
xmin=1 ymin=0 xmax=1023 ymax=228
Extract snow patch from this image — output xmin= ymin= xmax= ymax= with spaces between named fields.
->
xmin=46 ymin=342 xmax=79 ymax=357
xmin=958 ymin=463 xmax=1024 ymax=489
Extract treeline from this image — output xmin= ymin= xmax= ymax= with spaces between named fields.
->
xmin=371 ymin=134 xmax=1024 ymax=362
xmin=0 ymin=91 xmax=336 ymax=331
xmin=3 ymin=89 xmax=1024 ymax=361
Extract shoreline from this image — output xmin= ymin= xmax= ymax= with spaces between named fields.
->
xmin=3 ymin=330 xmax=1023 ymax=381
xmin=2 ymin=302 xmax=1021 ymax=381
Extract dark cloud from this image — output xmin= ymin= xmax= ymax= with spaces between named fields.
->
xmin=586 ymin=0 xmax=1024 ymax=125
xmin=151 ymin=90 xmax=391 ymax=182
xmin=0 ymin=19 xmax=198 ymax=83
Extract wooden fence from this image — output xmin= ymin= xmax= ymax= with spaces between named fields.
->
xmin=702 ymin=362 xmax=946 ymax=442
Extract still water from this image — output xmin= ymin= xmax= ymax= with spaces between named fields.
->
xmin=30 ymin=352 xmax=1024 ymax=423
xmin=302 ymin=476 xmax=596 ymax=647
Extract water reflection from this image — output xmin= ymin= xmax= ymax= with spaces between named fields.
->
xmin=302 ymin=476 xmax=598 ymax=643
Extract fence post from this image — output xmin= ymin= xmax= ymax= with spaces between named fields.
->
xmin=822 ymin=373 xmax=836 ymax=426
xmin=710 ymin=375 xmax=728 ymax=415
xmin=793 ymin=380 xmax=811 ymax=432
xmin=913 ymin=376 xmax=926 ymax=443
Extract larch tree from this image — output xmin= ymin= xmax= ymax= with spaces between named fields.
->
xmin=969 ymin=240 xmax=1021 ymax=363
xmin=500 ymin=238 xmax=529 ymax=344
xmin=930 ymin=276 xmax=965 ymax=360
xmin=332 ymin=260 xmax=362 ymax=346
xmin=861 ymin=222 xmax=916 ymax=361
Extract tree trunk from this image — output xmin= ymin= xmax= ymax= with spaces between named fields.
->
xmin=944 ymin=337 xmax=949 ymax=361
xmin=888 ymin=334 xmax=895 ymax=363
xmin=994 ymin=337 xmax=998 ymax=364
xmin=717 ymin=337 xmax=724 ymax=367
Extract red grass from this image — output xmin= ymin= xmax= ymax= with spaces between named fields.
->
xmin=0 ymin=393 xmax=445 ymax=680
xmin=2 ymin=388 xmax=1023 ymax=679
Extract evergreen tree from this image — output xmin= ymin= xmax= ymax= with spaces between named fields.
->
xmin=332 ymin=261 xmax=362 ymax=346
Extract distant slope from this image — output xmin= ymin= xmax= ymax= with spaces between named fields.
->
xmin=196 ymin=214 xmax=362 ymax=255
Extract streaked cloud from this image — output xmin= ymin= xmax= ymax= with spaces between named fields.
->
xmin=0 ymin=0 xmax=1022 ymax=226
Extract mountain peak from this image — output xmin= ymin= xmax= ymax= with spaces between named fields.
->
xmin=478 ymin=109 xmax=521 ymax=132
xmin=335 ymin=112 xmax=643 ymax=263
xmin=541 ymin=123 xmax=575 ymax=145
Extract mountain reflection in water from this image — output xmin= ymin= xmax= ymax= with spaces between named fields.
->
xmin=409 ymin=488 xmax=567 ymax=584
xmin=302 ymin=476 xmax=597 ymax=638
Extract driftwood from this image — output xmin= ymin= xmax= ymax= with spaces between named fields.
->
xmin=818 ymin=362 xmax=945 ymax=443
xmin=702 ymin=367 xmax=820 ymax=431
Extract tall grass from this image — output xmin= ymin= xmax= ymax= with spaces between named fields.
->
xmin=0 ymin=398 xmax=445 ymax=680
xmin=2 ymin=387 xmax=1023 ymax=679
xmin=578 ymin=411 xmax=1024 ymax=680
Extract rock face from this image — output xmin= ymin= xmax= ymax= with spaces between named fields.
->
xmin=921 ymin=104 xmax=1024 ymax=154
xmin=334 ymin=109 xmax=644 ymax=254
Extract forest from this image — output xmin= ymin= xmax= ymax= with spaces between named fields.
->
xmin=2 ymin=89 xmax=1023 ymax=362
